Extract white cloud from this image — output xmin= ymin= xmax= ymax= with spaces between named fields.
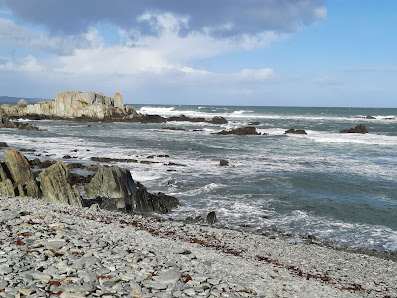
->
xmin=237 ymin=68 xmax=277 ymax=82
xmin=0 ymin=55 xmax=45 ymax=72
xmin=314 ymin=7 xmax=327 ymax=19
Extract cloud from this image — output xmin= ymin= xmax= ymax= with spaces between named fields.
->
xmin=0 ymin=17 xmax=105 ymax=55
xmin=344 ymin=66 xmax=397 ymax=72
xmin=0 ymin=55 xmax=45 ymax=72
xmin=5 ymin=0 xmax=326 ymax=37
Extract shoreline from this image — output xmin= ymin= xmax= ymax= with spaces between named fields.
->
xmin=1 ymin=195 xmax=397 ymax=297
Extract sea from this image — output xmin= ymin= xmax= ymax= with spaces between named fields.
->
xmin=1 ymin=104 xmax=396 ymax=252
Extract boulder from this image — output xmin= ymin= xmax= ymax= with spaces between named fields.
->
xmin=285 ymin=129 xmax=307 ymax=135
xmin=340 ymin=124 xmax=368 ymax=134
xmin=0 ymin=142 xmax=8 ymax=148
xmin=215 ymin=127 xmax=260 ymax=135
xmin=85 ymin=166 xmax=136 ymax=212
xmin=206 ymin=211 xmax=217 ymax=224
xmin=0 ymin=149 xmax=40 ymax=198
xmin=3 ymin=149 xmax=35 ymax=184
xmin=17 ymin=99 xmax=28 ymax=107
xmin=209 ymin=116 xmax=228 ymax=124
xmin=219 ymin=159 xmax=229 ymax=166
xmin=39 ymin=162 xmax=83 ymax=207
xmin=85 ymin=165 xmax=179 ymax=214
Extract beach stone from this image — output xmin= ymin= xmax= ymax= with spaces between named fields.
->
xmin=19 ymin=288 xmax=34 ymax=295
xmin=154 ymin=269 xmax=182 ymax=284
xmin=0 ymin=267 xmax=12 ymax=274
xmin=144 ymin=282 xmax=168 ymax=290
xmin=78 ymin=271 xmax=97 ymax=283
xmin=0 ymin=280 xmax=8 ymax=289
xmin=31 ymin=272 xmax=52 ymax=281
xmin=60 ymin=284 xmax=95 ymax=293
xmin=39 ymin=161 xmax=83 ymax=207
xmin=43 ymin=239 xmax=67 ymax=249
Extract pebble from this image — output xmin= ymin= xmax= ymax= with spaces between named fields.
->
xmin=0 ymin=195 xmax=395 ymax=298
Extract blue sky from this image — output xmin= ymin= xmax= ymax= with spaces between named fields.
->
xmin=0 ymin=0 xmax=396 ymax=107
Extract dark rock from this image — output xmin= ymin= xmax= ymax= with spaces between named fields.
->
xmin=185 ymin=216 xmax=194 ymax=224
xmin=68 ymin=173 xmax=94 ymax=185
xmin=249 ymin=121 xmax=260 ymax=126
xmin=28 ymin=158 xmax=57 ymax=169
xmin=206 ymin=211 xmax=217 ymax=224
xmin=340 ymin=124 xmax=368 ymax=134
xmin=67 ymin=163 xmax=85 ymax=169
xmin=19 ymin=148 xmax=36 ymax=152
xmin=165 ymin=162 xmax=186 ymax=167
xmin=219 ymin=159 xmax=229 ymax=166
xmin=0 ymin=142 xmax=8 ymax=148
xmin=39 ymin=162 xmax=83 ymax=207
xmin=90 ymin=157 xmax=138 ymax=163
xmin=365 ymin=115 xmax=376 ymax=119
xmin=63 ymin=155 xmax=72 ymax=159
xmin=85 ymin=165 xmax=179 ymax=214
xmin=215 ymin=127 xmax=260 ymax=136
xmin=209 ymin=116 xmax=228 ymax=124
xmin=162 ymin=127 xmax=187 ymax=131
xmin=285 ymin=129 xmax=307 ymax=135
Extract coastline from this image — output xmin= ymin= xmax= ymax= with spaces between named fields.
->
xmin=1 ymin=195 xmax=396 ymax=297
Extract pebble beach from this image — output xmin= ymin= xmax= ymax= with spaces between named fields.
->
xmin=1 ymin=195 xmax=396 ymax=297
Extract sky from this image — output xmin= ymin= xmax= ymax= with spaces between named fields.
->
xmin=0 ymin=0 xmax=396 ymax=107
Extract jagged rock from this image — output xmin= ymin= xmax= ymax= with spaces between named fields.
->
xmin=209 ymin=116 xmax=228 ymax=124
xmin=17 ymin=99 xmax=28 ymax=107
xmin=340 ymin=124 xmax=368 ymax=134
xmin=0 ymin=149 xmax=40 ymax=198
xmin=2 ymin=91 xmax=130 ymax=120
xmin=3 ymin=149 xmax=35 ymax=184
xmin=215 ymin=127 xmax=260 ymax=135
xmin=206 ymin=211 xmax=217 ymax=224
xmin=285 ymin=129 xmax=307 ymax=135
xmin=0 ymin=142 xmax=7 ymax=147
xmin=85 ymin=165 xmax=179 ymax=214
xmin=39 ymin=162 xmax=83 ymax=207
xmin=219 ymin=159 xmax=229 ymax=166
xmin=85 ymin=166 xmax=136 ymax=212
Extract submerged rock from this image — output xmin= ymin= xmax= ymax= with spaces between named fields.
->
xmin=340 ymin=124 xmax=368 ymax=134
xmin=209 ymin=116 xmax=228 ymax=124
xmin=215 ymin=127 xmax=260 ymax=135
xmin=285 ymin=129 xmax=307 ymax=135
xmin=39 ymin=162 xmax=83 ymax=207
xmin=219 ymin=159 xmax=229 ymax=166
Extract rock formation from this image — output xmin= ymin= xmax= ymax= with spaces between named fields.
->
xmin=340 ymin=124 xmax=368 ymax=134
xmin=85 ymin=165 xmax=179 ymax=214
xmin=39 ymin=162 xmax=83 ymax=207
xmin=0 ymin=110 xmax=40 ymax=131
xmin=1 ymin=149 xmax=41 ymax=198
xmin=1 ymin=91 xmax=137 ymax=121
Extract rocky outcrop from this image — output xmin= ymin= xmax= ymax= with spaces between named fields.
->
xmin=285 ymin=129 xmax=307 ymax=135
xmin=2 ymin=91 xmax=137 ymax=121
xmin=209 ymin=116 xmax=228 ymax=124
xmin=206 ymin=211 xmax=217 ymax=224
xmin=1 ymin=149 xmax=41 ymax=198
xmin=340 ymin=124 xmax=368 ymax=134
xmin=85 ymin=165 xmax=179 ymax=214
xmin=85 ymin=166 xmax=136 ymax=212
xmin=215 ymin=127 xmax=260 ymax=135
xmin=0 ymin=109 xmax=40 ymax=131
xmin=39 ymin=162 xmax=83 ymax=207
xmin=219 ymin=159 xmax=229 ymax=166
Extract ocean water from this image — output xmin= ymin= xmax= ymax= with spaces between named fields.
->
xmin=1 ymin=105 xmax=397 ymax=252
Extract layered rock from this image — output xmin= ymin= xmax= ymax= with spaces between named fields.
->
xmin=85 ymin=165 xmax=179 ymax=214
xmin=39 ymin=162 xmax=83 ymax=207
xmin=1 ymin=149 xmax=40 ymax=197
xmin=2 ymin=91 xmax=137 ymax=120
